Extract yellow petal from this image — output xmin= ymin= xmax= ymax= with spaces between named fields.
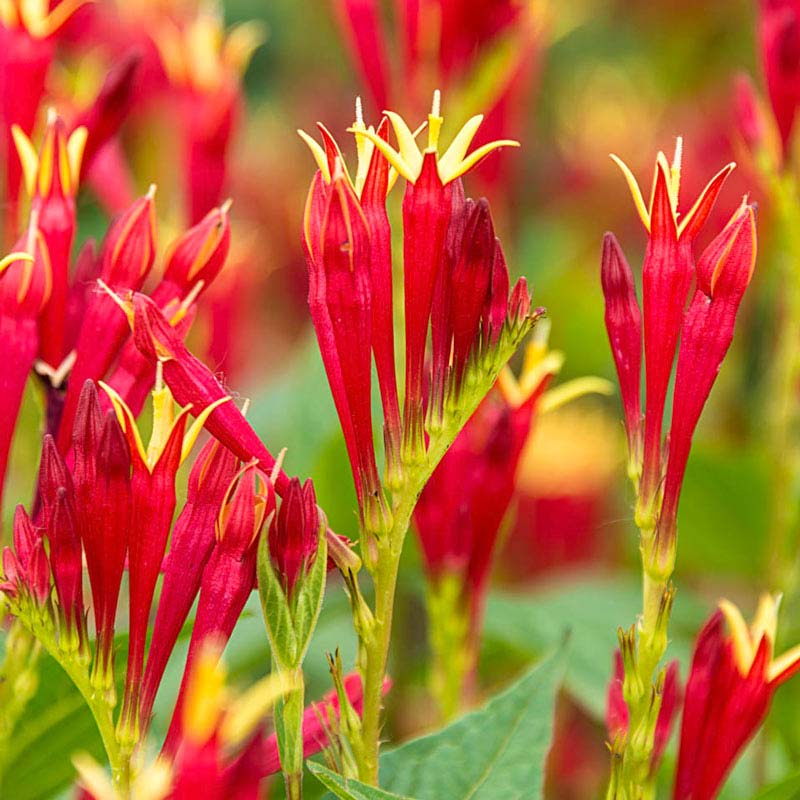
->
xmin=437 ymin=114 xmax=484 ymax=181
xmin=98 ymin=381 xmax=148 ymax=465
xmin=610 ymin=154 xmax=650 ymax=231
xmin=67 ymin=126 xmax=88 ymax=188
xmin=12 ymin=125 xmax=38 ymax=198
xmin=298 ymin=129 xmax=331 ymax=183
xmin=443 ymin=139 xmax=520 ymax=184
xmin=222 ymin=20 xmax=266 ymax=76
xmin=180 ymin=396 xmax=232 ymax=465
xmin=220 ymin=671 xmax=297 ymax=747
xmin=719 ymin=598 xmax=755 ymax=676
xmin=539 ymin=376 xmax=615 ymax=415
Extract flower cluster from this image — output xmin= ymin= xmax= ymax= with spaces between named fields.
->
xmin=301 ymin=94 xmax=539 ymax=535
xmin=603 ymin=141 xmax=757 ymax=576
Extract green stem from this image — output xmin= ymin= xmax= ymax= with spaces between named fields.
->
xmin=427 ymin=573 xmax=470 ymax=723
xmin=279 ymin=667 xmax=306 ymax=800
xmin=18 ymin=614 xmax=130 ymax=795
xmin=766 ymin=175 xmax=800 ymax=595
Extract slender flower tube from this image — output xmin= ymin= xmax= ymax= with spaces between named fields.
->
xmin=655 ymin=203 xmax=757 ymax=575
xmin=163 ymin=464 xmax=273 ymax=754
xmin=70 ymin=381 xmax=132 ymax=691
xmin=139 ymin=435 xmax=239 ymax=729
xmin=305 ymin=161 xmax=382 ymax=516
xmin=57 ymin=189 xmax=157 ymax=452
xmin=100 ymin=374 xmax=227 ymax=744
xmin=674 ymin=596 xmax=800 ymax=800
xmin=0 ymin=226 xmax=50 ymax=512
xmin=12 ymin=111 xmax=86 ymax=369
xmin=118 ymin=291 xmax=292 ymax=494
xmin=601 ymin=232 xmax=642 ymax=470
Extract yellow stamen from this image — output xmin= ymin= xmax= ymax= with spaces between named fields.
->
xmin=427 ymin=89 xmax=443 ymax=151
xmin=539 ymin=376 xmax=614 ymax=415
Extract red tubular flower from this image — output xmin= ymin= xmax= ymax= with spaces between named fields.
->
xmin=758 ymin=0 xmax=800 ymax=154
xmin=0 ymin=228 xmax=50 ymax=512
xmin=71 ymin=381 xmax=132 ymax=684
xmin=601 ymin=232 xmax=642 ymax=463
xmin=57 ymin=189 xmax=157 ymax=453
xmin=38 ymin=436 xmax=84 ymax=649
xmin=101 ymin=376 xmax=225 ymax=743
xmin=606 ymin=651 xmax=681 ymax=774
xmin=656 ymin=204 xmax=757 ymax=570
xmin=139 ymin=436 xmax=239 ymax=729
xmin=268 ymin=477 xmax=319 ymax=600
xmin=122 ymin=292 xmax=291 ymax=495
xmin=106 ymin=203 xmax=231 ymax=417
xmin=609 ymin=144 xmax=734 ymax=518
xmin=306 ymin=162 xmax=381 ymax=509
xmin=355 ymin=114 xmax=402 ymax=475
xmin=674 ymin=596 xmax=800 ymax=800
xmin=12 ymin=111 xmax=85 ymax=369
xmin=163 ymin=464 xmax=273 ymax=754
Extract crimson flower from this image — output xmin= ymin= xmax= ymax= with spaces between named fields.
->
xmin=674 ymin=596 xmax=800 ymax=800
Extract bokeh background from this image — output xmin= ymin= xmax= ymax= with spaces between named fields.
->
xmin=3 ymin=0 xmax=793 ymax=798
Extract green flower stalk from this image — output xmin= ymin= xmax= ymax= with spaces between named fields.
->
xmin=258 ymin=476 xmax=328 ymax=799
xmin=602 ymin=141 xmax=757 ymax=798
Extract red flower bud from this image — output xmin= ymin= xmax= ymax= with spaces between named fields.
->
xmin=601 ymin=232 xmax=642 ymax=459
xmin=268 ymin=477 xmax=319 ymax=599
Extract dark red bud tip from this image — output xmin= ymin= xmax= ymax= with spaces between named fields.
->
xmin=698 ymin=204 xmax=757 ymax=301
xmin=38 ymin=435 xmax=74 ymax=508
xmin=269 ymin=477 xmax=320 ymax=597
xmin=508 ymin=277 xmax=531 ymax=325
xmin=163 ymin=204 xmax=232 ymax=292
xmin=12 ymin=505 xmax=37 ymax=568
xmin=99 ymin=189 xmax=157 ymax=289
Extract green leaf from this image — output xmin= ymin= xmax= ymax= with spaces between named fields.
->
xmin=257 ymin=532 xmax=298 ymax=667
xmin=1 ymin=649 xmax=104 ymax=800
xmin=293 ymin=526 xmax=328 ymax=662
xmin=751 ymin=768 xmax=800 ymax=800
xmin=378 ymin=644 xmax=567 ymax=800
xmin=482 ymin=575 xmax=707 ymax=719
xmin=308 ymin=762 xmax=416 ymax=800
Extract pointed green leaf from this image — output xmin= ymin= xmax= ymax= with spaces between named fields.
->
xmin=308 ymin=762 xmax=416 ymax=800
xmin=751 ymin=769 xmax=800 ymax=800
xmin=379 ymin=644 xmax=567 ymax=800
xmin=293 ymin=525 xmax=328 ymax=661
xmin=256 ymin=533 xmax=298 ymax=668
